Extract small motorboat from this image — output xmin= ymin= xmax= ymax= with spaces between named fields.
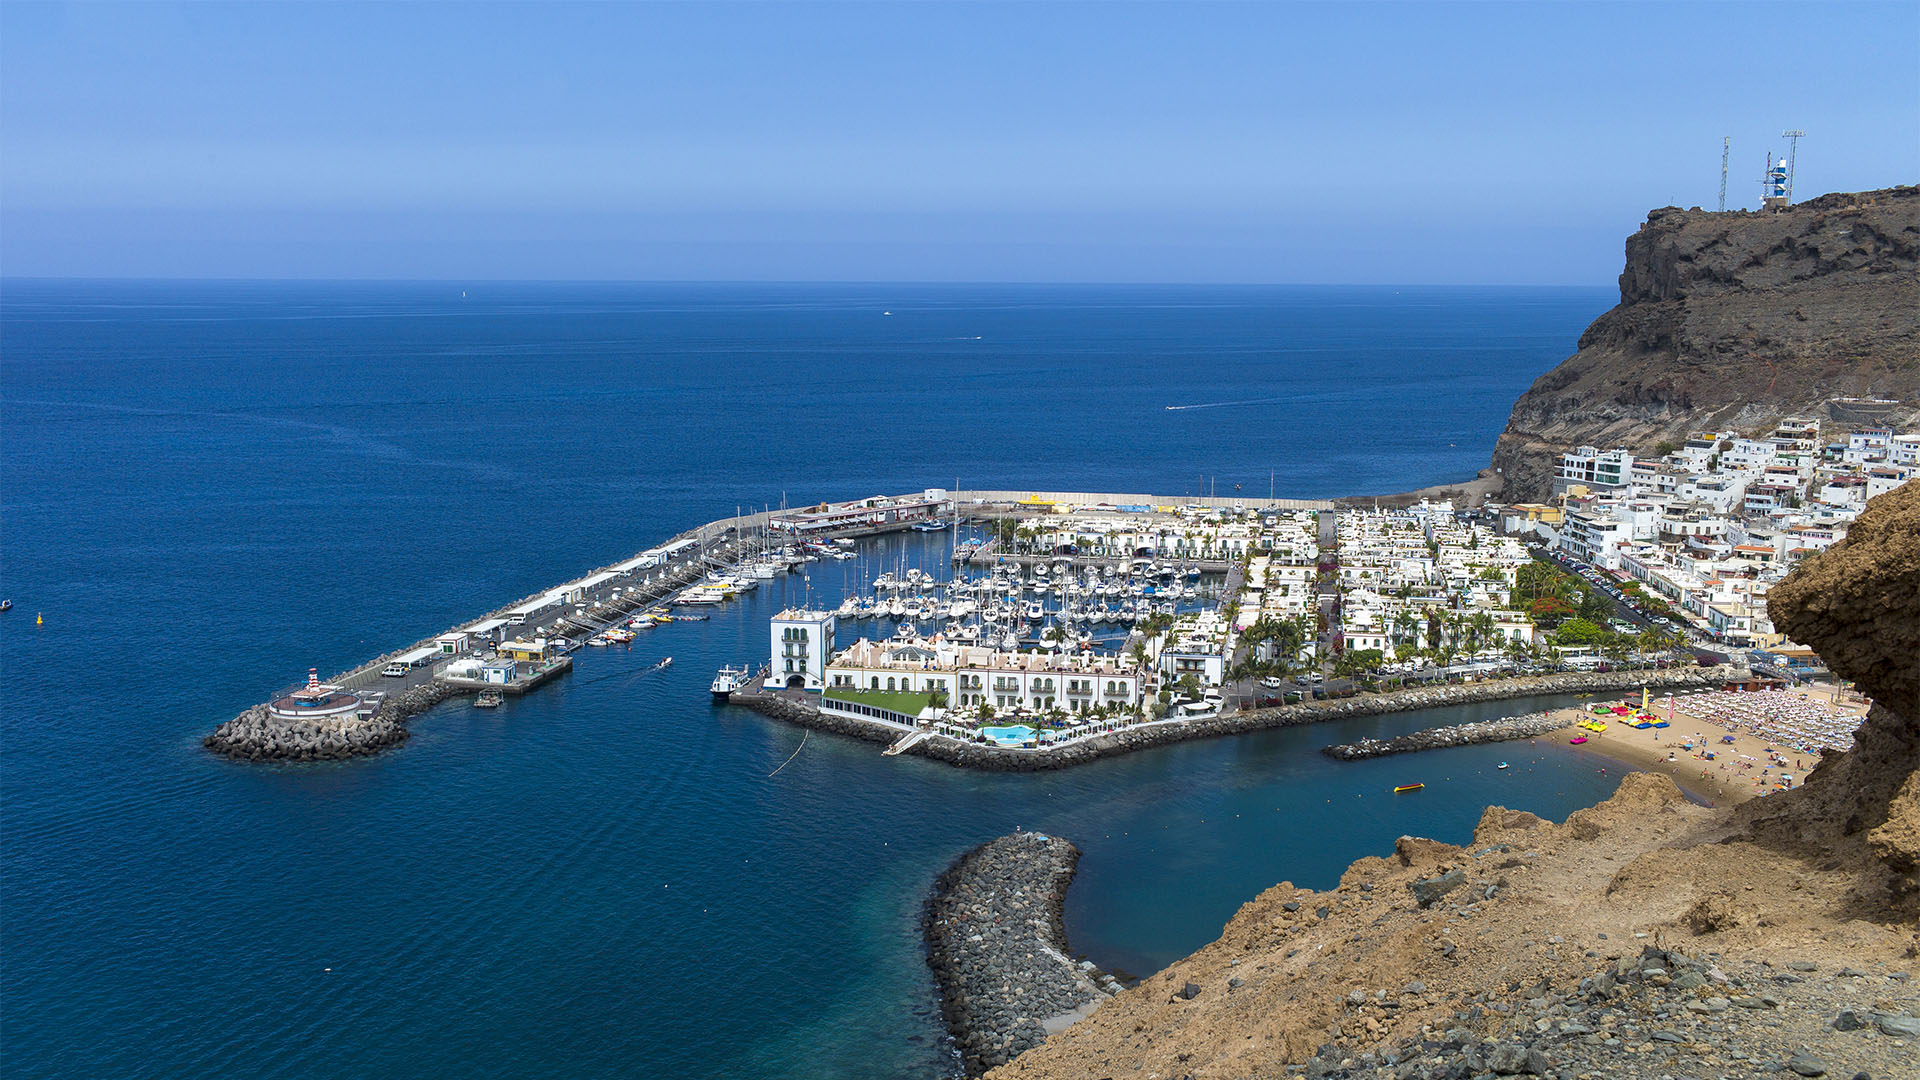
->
xmin=1392 ymin=783 xmax=1425 ymax=793
xmin=0 ymin=599 xmax=11 ymax=612
xmin=473 ymin=689 xmax=503 ymax=708
xmin=1496 ymin=762 xmax=1510 ymax=770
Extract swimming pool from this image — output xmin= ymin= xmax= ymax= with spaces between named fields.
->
xmin=980 ymin=725 xmax=1037 ymax=747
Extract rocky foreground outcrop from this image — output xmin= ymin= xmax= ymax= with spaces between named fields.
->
xmin=1486 ymin=187 xmax=1920 ymax=501
xmin=984 ymin=485 xmax=1920 ymax=1080
xmin=204 ymin=682 xmax=455 ymax=762
xmin=925 ymin=833 xmax=1119 ymax=1076
xmin=1746 ymin=480 xmax=1920 ymax=891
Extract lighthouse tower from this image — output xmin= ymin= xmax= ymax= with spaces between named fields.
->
xmin=1762 ymin=156 xmax=1790 ymax=211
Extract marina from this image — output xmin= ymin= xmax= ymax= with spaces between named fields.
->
xmin=216 ymin=488 xmax=1343 ymax=760
xmin=216 ymin=482 xmax=1780 ymax=774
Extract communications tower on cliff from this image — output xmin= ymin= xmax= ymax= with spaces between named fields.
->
xmin=1782 ymin=129 xmax=1806 ymax=203
xmin=1718 ymin=136 xmax=1730 ymax=211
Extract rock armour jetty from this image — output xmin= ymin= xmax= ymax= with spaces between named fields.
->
xmin=924 ymin=832 xmax=1118 ymax=1077
xmin=740 ymin=667 xmax=1733 ymax=772
xmin=1321 ymin=711 xmax=1570 ymax=760
xmin=204 ymin=683 xmax=456 ymax=762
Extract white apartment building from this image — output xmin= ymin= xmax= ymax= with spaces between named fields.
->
xmin=767 ymin=608 xmax=837 ymax=690
xmin=824 ymin=637 xmax=1141 ymax=714
xmin=1865 ymin=465 xmax=1913 ymax=502
xmin=1844 ymin=429 xmax=1893 ymax=464
xmin=1719 ymin=438 xmax=1779 ymax=470
xmin=1557 ymin=446 xmax=1635 ymax=492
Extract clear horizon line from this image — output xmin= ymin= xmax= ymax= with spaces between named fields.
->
xmin=0 ymin=274 xmax=1615 ymax=289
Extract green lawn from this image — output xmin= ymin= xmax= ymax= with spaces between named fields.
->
xmin=823 ymin=687 xmax=933 ymax=717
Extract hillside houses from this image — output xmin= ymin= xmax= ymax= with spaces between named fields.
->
xmin=1512 ymin=415 xmax=1915 ymax=647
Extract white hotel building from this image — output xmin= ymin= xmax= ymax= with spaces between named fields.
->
xmin=823 ymin=636 xmax=1143 ymax=714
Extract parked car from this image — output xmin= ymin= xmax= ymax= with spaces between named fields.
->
xmin=382 ymin=664 xmax=408 ymax=677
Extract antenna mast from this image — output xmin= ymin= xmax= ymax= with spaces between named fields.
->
xmin=1718 ymin=136 xmax=1729 ymax=211
xmin=1781 ymin=129 xmax=1805 ymax=203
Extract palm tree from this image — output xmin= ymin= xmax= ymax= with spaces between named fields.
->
xmin=1468 ymin=611 xmax=1496 ymax=654
xmin=1392 ymin=610 xmax=1420 ymax=648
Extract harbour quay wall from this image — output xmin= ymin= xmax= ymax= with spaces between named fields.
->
xmin=739 ymin=667 xmax=1735 ymax=773
xmin=923 ymin=832 xmax=1117 ymax=1077
xmin=1321 ymin=710 xmax=1571 ymax=761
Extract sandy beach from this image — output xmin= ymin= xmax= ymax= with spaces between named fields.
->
xmin=1542 ymin=685 xmax=1867 ymax=806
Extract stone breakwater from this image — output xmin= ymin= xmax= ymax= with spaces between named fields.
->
xmin=204 ymin=683 xmax=456 ymax=762
xmin=738 ymin=667 xmax=1734 ymax=773
xmin=1322 ymin=711 xmax=1570 ymax=761
xmin=923 ymin=832 xmax=1118 ymax=1077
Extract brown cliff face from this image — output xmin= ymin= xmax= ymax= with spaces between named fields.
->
xmin=1747 ymin=482 xmax=1920 ymax=887
xmin=1489 ymin=186 xmax=1920 ymax=501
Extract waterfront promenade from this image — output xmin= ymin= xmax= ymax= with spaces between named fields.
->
xmin=732 ymin=665 xmax=1738 ymax=773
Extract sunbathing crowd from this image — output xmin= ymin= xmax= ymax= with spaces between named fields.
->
xmin=1667 ymin=688 xmax=1862 ymax=755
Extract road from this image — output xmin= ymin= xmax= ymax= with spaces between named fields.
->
xmin=1530 ymin=547 xmax=1667 ymax=634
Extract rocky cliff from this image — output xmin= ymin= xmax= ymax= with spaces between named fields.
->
xmin=986 ymin=484 xmax=1920 ymax=1080
xmin=1488 ymin=186 xmax=1920 ymax=501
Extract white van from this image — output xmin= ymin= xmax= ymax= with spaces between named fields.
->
xmin=382 ymin=664 xmax=409 ymax=677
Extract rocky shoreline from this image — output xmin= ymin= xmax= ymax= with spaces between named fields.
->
xmin=924 ymin=832 xmax=1119 ymax=1077
xmin=204 ymin=682 xmax=457 ymax=762
xmin=1321 ymin=711 xmax=1570 ymax=761
xmin=738 ymin=667 xmax=1734 ymax=772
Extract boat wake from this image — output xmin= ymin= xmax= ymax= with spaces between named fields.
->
xmin=1165 ymin=395 xmax=1290 ymax=412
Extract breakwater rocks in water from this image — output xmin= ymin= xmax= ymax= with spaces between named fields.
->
xmin=738 ymin=667 xmax=1734 ymax=773
xmin=1323 ymin=711 xmax=1569 ymax=760
xmin=204 ymin=683 xmax=456 ymax=762
xmin=924 ymin=832 xmax=1118 ymax=1077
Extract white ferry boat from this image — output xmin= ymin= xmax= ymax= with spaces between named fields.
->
xmin=710 ymin=665 xmax=752 ymax=699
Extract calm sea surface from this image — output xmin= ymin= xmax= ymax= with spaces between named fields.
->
xmin=2 ymin=281 xmax=1617 ymax=1078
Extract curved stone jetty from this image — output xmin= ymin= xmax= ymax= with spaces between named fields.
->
xmin=1322 ymin=710 xmax=1569 ymax=760
xmin=741 ymin=666 xmax=1733 ymax=772
xmin=204 ymin=683 xmax=454 ymax=762
xmin=924 ymin=832 xmax=1118 ymax=1076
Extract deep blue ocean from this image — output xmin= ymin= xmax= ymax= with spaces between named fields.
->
xmin=2 ymin=281 xmax=1618 ymax=1078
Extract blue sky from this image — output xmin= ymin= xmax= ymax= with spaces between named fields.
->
xmin=2 ymin=1 xmax=1915 ymax=283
